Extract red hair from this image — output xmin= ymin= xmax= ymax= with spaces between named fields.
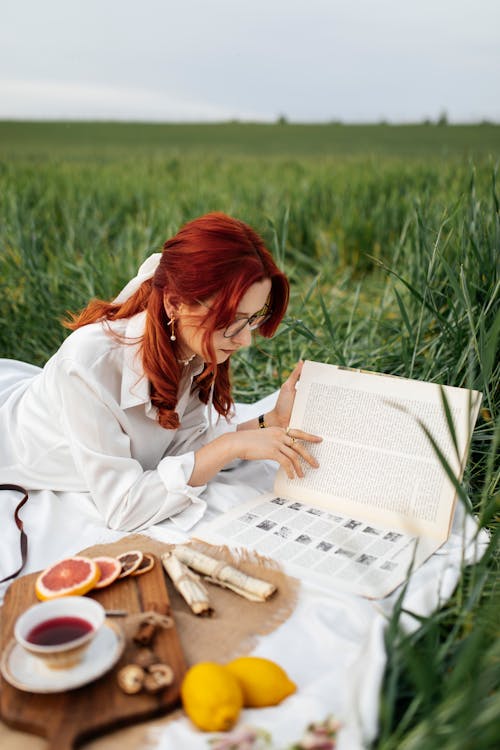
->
xmin=64 ymin=212 xmax=289 ymax=429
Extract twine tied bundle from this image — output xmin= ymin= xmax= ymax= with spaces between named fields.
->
xmin=161 ymin=545 xmax=277 ymax=616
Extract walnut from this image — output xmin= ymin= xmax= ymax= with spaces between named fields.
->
xmin=143 ymin=663 xmax=175 ymax=693
xmin=117 ymin=664 xmax=145 ymax=694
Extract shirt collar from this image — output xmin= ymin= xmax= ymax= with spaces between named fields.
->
xmin=120 ymin=312 xmax=150 ymax=409
xmin=119 ymin=311 xmax=205 ymax=410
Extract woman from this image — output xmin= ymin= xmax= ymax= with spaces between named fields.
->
xmin=0 ymin=212 xmax=320 ymax=533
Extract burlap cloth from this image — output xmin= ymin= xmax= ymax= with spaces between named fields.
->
xmin=0 ymin=534 xmax=300 ymax=749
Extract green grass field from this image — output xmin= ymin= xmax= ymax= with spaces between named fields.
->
xmin=1 ymin=120 xmax=500 ymax=159
xmin=0 ymin=122 xmax=498 ymax=749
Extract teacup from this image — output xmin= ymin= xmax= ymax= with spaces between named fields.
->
xmin=14 ymin=596 xmax=105 ymax=670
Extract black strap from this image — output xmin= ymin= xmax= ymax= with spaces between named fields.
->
xmin=0 ymin=484 xmax=29 ymax=583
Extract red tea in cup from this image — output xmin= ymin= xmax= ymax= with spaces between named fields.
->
xmin=15 ymin=597 xmax=106 ymax=669
xmin=26 ymin=616 xmax=94 ymax=646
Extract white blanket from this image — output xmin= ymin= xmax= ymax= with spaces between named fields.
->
xmin=0 ymin=393 xmax=488 ymax=750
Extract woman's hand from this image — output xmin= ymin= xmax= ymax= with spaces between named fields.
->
xmin=190 ymin=360 xmax=322 ymax=486
xmin=268 ymin=360 xmax=304 ymax=429
xmin=232 ymin=425 xmax=322 ymax=480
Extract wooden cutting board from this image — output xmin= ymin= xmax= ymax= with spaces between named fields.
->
xmin=0 ymin=547 xmax=187 ymax=750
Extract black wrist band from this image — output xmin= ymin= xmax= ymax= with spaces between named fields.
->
xmin=258 ymin=414 xmax=267 ymax=429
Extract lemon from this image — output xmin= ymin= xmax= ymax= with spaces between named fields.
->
xmin=180 ymin=661 xmax=243 ymax=732
xmin=225 ymin=656 xmax=296 ymax=707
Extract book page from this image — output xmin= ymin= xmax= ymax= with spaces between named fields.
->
xmin=197 ymin=493 xmax=440 ymax=598
xmin=197 ymin=361 xmax=481 ymax=598
xmin=276 ymin=362 xmax=481 ymax=540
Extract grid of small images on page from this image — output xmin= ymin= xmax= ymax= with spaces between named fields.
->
xmin=217 ymin=496 xmax=417 ymax=589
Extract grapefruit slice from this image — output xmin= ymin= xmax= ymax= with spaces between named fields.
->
xmin=130 ymin=553 xmax=155 ymax=576
xmin=93 ymin=556 xmax=122 ymax=589
xmin=117 ymin=550 xmax=144 ymax=578
xmin=35 ymin=556 xmax=100 ymax=601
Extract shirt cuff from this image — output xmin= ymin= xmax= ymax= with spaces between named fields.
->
xmin=157 ymin=451 xmax=207 ymax=531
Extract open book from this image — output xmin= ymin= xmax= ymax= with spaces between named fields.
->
xmin=197 ymin=361 xmax=482 ymax=598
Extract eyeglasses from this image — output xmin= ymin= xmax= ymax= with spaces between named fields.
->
xmin=196 ymin=300 xmax=273 ymax=338
xmin=222 ymin=302 xmax=273 ymax=338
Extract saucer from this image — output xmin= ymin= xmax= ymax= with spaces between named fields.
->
xmin=0 ymin=621 xmax=125 ymax=693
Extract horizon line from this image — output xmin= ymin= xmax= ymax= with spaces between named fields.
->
xmin=1 ymin=118 xmax=499 ymax=127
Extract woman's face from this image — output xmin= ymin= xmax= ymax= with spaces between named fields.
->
xmin=171 ymin=278 xmax=272 ymax=364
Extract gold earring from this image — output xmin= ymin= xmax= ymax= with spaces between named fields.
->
xmin=169 ymin=316 xmax=176 ymax=341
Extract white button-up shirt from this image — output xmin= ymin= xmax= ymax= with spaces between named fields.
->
xmin=0 ymin=312 xmax=236 ymax=532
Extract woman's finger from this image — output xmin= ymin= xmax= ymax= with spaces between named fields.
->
xmin=272 ymin=443 xmax=296 ymax=479
xmin=288 ymin=439 xmax=319 ymax=469
xmin=286 ymin=428 xmax=322 ymax=444
xmin=279 ymin=444 xmax=305 ymax=478
xmin=285 ymin=360 xmax=303 ymax=389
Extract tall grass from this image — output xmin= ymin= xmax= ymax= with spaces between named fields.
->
xmin=0 ymin=127 xmax=498 ymax=748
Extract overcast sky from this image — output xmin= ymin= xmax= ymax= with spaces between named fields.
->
xmin=1 ymin=0 xmax=499 ymax=123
